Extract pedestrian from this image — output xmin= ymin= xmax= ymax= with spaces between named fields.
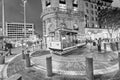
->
xmin=97 ymin=38 xmax=101 ymax=52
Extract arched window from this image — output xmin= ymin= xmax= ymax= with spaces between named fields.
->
xmin=72 ymin=0 xmax=78 ymax=11
xmin=46 ymin=0 xmax=51 ymax=7
xmin=59 ymin=0 xmax=66 ymax=4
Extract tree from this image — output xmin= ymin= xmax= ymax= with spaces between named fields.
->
xmin=98 ymin=7 xmax=120 ymax=38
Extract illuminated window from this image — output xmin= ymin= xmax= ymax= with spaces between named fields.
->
xmin=46 ymin=0 xmax=51 ymax=7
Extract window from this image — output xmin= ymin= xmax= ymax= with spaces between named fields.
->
xmin=73 ymin=0 xmax=78 ymax=11
xmin=59 ymin=0 xmax=67 ymax=10
xmin=86 ymin=2 xmax=88 ymax=7
xmin=46 ymin=0 xmax=51 ymax=7
xmin=86 ymin=9 xmax=89 ymax=13
xmin=97 ymin=7 xmax=101 ymax=11
xmin=96 ymin=17 xmax=97 ymax=21
xmin=91 ymin=10 xmax=94 ymax=15
xmin=91 ymin=17 xmax=94 ymax=21
xmin=95 ymin=11 xmax=97 ymax=15
xmin=59 ymin=0 xmax=66 ymax=4
xmin=92 ymin=23 xmax=94 ymax=28
xmin=91 ymin=4 xmax=93 ymax=8
xmin=95 ymin=5 xmax=97 ymax=9
xmin=73 ymin=0 xmax=78 ymax=7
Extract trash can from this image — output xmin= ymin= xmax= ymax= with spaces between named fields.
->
xmin=93 ymin=42 xmax=96 ymax=46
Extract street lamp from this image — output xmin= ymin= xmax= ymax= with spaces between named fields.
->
xmin=22 ymin=0 xmax=27 ymax=40
xmin=2 ymin=0 xmax=5 ymax=50
xmin=21 ymin=0 xmax=27 ymax=54
xmin=2 ymin=0 xmax=5 ymax=36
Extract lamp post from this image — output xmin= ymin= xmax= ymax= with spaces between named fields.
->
xmin=22 ymin=0 xmax=27 ymax=40
xmin=2 ymin=0 xmax=5 ymax=37
xmin=21 ymin=0 xmax=27 ymax=54
xmin=2 ymin=0 xmax=5 ymax=51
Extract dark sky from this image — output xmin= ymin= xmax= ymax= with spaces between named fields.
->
xmin=0 ymin=0 xmax=42 ymax=35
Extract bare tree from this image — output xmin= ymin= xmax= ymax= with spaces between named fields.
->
xmin=98 ymin=7 xmax=120 ymax=38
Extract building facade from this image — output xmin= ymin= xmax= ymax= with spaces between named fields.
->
xmin=84 ymin=0 xmax=113 ymax=28
xmin=6 ymin=22 xmax=34 ymax=40
xmin=41 ymin=0 xmax=86 ymax=50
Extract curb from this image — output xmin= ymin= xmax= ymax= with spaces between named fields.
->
xmin=2 ymin=53 xmax=22 ymax=79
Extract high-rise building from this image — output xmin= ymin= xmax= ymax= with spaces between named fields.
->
xmin=6 ymin=22 xmax=34 ymax=40
xmin=84 ymin=0 xmax=113 ymax=28
xmin=41 ymin=0 xmax=86 ymax=50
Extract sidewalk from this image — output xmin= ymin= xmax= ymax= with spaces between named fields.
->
xmin=30 ymin=44 xmax=120 ymax=76
xmin=0 ymin=47 xmax=22 ymax=80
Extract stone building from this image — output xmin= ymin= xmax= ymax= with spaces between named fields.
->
xmin=84 ymin=0 xmax=113 ymax=28
xmin=41 ymin=0 xmax=113 ymax=50
xmin=41 ymin=0 xmax=86 ymax=50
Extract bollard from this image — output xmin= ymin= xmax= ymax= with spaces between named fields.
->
xmin=9 ymin=49 xmax=12 ymax=55
xmin=98 ymin=44 xmax=101 ymax=52
xmin=46 ymin=56 xmax=52 ymax=77
xmin=104 ymin=43 xmax=106 ymax=51
xmin=25 ymin=54 xmax=31 ymax=67
xmin=22 ymin=50 xmax=25 ymax=59
xmin=86 ymin=57 xmax=94 ymax=80
xmin=0 ymin=55 xmax=5 ymax=64
xmin=119 ymin=52 xmax=120 ymax=71
xmin=116 ymin=42 xmax=119 ymax=51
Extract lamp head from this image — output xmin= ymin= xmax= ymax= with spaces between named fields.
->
xmin=22 ymin=0 xmax=27 ymax=3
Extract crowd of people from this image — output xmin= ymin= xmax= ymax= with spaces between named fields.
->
xmin=86 ymin=38 xmax=103 ymax=51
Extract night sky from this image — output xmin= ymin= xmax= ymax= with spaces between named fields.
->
xmin=0 ymin=0 xmax=119 ymax=36
xmin=0 ymin=0 xmax=42 ymax=35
